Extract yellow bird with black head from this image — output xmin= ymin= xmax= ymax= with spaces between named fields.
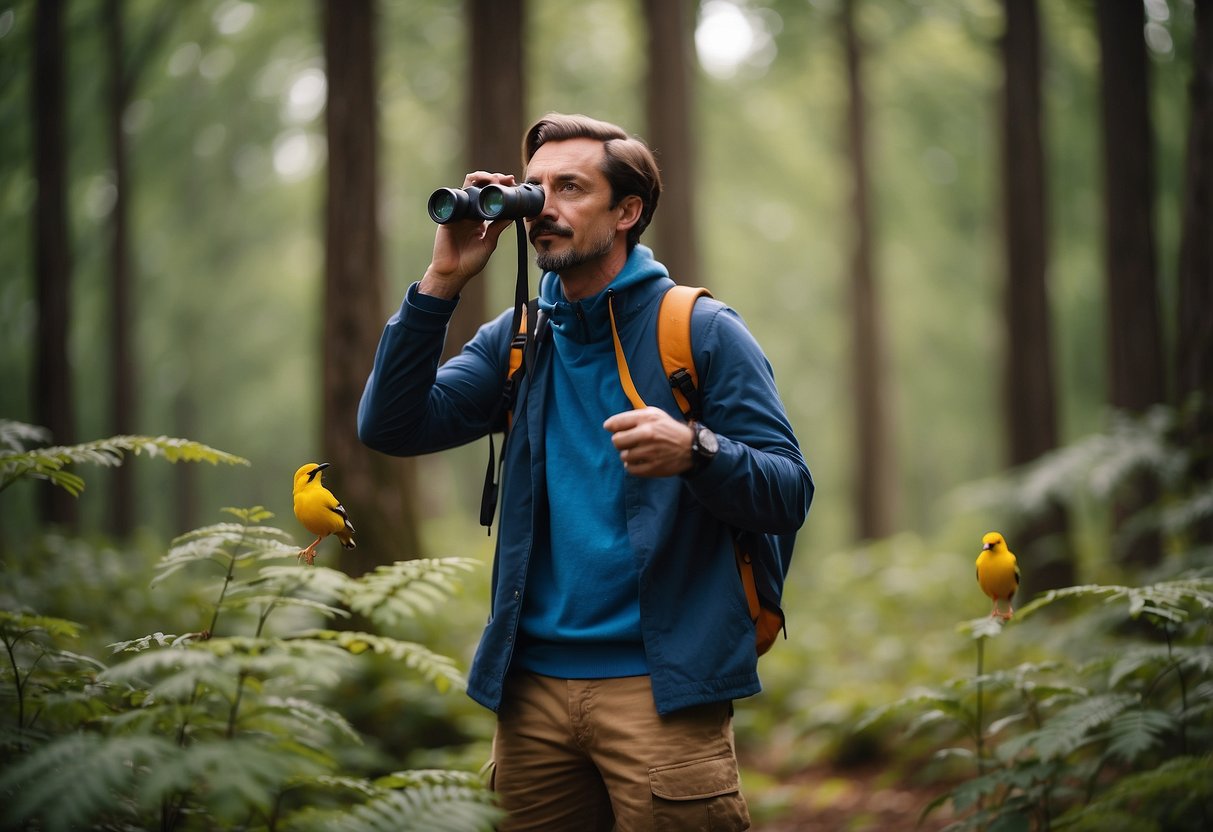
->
xmin=292 ymin=462 xmax=355 ymax=565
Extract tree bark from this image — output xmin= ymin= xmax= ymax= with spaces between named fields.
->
xmin=842 ymin=0 xmax=897 ymax=541
xmin=1176 ymin=0 xmax=1213 ymax=547
xmin=107 ymin=0 xmax=137 ymax=537
xmin=643 ymin=0 xmax=700 ymax=285
xmin=1096 ymin=0 xmax=1165 ymax=567
xmin=443 ymin=0 xmax=526 ymax=361
xmin=323 ymin=0 xmax=420 ymax=570
xmin=999 ymin=0 xmax=1072 ymax=591
xmin=32 ymin=0 xmax=77 ymax=529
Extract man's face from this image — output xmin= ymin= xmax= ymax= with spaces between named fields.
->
xmin=524 ymin=137 xmax=622 ymax=275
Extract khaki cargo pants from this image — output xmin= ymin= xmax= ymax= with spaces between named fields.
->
xmin=490 ymin=672 xmax=751 ymax=831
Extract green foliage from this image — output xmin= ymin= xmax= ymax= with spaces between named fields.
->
xmin=1 ymin=453 xmax=501 ymax=832
xmin=860 ymin=580 xmax=1213 ymax=831
xmin=0 ymin=418 xmax=249 ymax=497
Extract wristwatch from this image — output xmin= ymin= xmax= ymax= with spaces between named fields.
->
xmin=689 ymin=421 xmax=719 ymax=474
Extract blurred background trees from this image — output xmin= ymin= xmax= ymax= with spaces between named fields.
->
xmin=3 ymin=0 xmax=1210 ymax=826
xmin=6 ymin=0 xmax=1201 ymax=558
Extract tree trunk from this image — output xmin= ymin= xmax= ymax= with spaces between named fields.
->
xmin=107 ymin=0 xmax=137 ymax=537
xmin=323 ymin=0 xmax=420 ymax=571
xmin=1176 ymin=0 xmax=1213 ymax=547
xmin=999 ymin=0 xmax=1072 ymax=591
xmin=32 ymin=0 xmax=77 ymax=529
xmin=1096 ymin=0 xmax=1165 ymax=567
xmin=842 ymin=0 xmax=897 ymax=541
xmin=643 ymin=0 xmax=700 ymax=285
xmin=443 ymin=0 xmax=525 ymax=361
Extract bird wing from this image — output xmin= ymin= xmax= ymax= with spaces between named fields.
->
xmin=329 ymin=501 xmax=355 ymax=534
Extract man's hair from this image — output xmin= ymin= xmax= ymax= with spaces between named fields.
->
xmin=523 ymin=113 xmax=662 ymax=251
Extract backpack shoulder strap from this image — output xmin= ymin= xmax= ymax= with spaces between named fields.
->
xmin=608 ymin=285 xmax=712 ymax=418
xmin=658 ymin=285 xmax=712 ymax=421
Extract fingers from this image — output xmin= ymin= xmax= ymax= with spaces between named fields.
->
xmin=604 ymin=408 xmax=695 ymax=478
xmin=463 ymin=171 xmax=517 ymax=188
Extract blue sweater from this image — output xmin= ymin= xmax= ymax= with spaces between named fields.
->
xmin=513 ymin=254 xmax=669 ymax=678
xmin=358 ymin=245 xmax=813 ymax=714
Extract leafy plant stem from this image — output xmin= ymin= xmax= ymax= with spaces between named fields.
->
xmin=3 ymin=632 xmax=26 ymax=731
xmin=975 ymin=635 xmax=985 ymax=768
xmin=205 ymin=517 xmax=251 ymax=638
xmin=1164 ymin=624 xmax=1190 ymax=755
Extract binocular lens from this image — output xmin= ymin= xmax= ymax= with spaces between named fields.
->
xmin=427 ymin=186 xmax=481 ymax=224
xmin=478 ymin=183 xmax=544 ymax=221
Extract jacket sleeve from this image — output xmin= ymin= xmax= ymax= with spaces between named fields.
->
xmin=685 ymin=303 xmax=814 ymax=536
xmin=357 ymin=282 xmax=514 ymax=456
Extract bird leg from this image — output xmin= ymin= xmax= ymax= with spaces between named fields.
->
xmin=298 ymin=537 xmax=322 ymax=566
xmin=990 ymin=600 xmax=1014 ymax=621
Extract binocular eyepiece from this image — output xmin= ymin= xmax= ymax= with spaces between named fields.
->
xmin=427 ymin=183 xmax=545 ymax=224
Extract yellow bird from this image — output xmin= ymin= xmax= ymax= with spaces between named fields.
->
xmin=976 ymin=531 xmax=1020 ymax=620
xmin=292 ymin=462 xmax=356 ymax=565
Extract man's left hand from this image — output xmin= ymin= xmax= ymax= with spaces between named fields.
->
xmin=603 ymin=407 xmax=694 ymax=478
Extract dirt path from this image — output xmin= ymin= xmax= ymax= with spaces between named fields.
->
xmin=746 ymin=763 xmax=958 ymax=831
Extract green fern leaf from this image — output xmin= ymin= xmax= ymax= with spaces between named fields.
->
xmin=296 ymin=629 xmax=466 ymax=692
xmin=1057 ymin=755 xmax=1213 ymax=831
xmin=346 ymin=558 xmax=479 ymax=629
xmin=0 ymin=427 xmax=248 ymax=496
xmin=0 ymin=609 xmax=84 ymax=640
xmin=1104 ymin=708 xmax=1175 ymax=764
xmin=0 ymin=732 xmax=176 ymax=830
xmin=1016 ymin=693 xmax=1137 ymax=761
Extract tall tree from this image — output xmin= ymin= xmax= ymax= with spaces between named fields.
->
xmin=323 ymin=0 xmax=420 ymax=569
xmin=106 ymin=0 xmax=136 ymax=536
xmin=1096 ymin=0 xmax=1165 ymax=567
xmin=999 ymin=0 xmax=1072 ymax=591
xmin=643 ymin=0 xmax=699 ymax=285
xmin=104 ymin=1 xmax=178 ymax=537
xmin=842 ymin=0 xmax=897 ymax=541
xmin=1177 ymin=0 xmax=1213 ymax=547
xmin=32 ymin=0 xmax=77 ymax=529
xmin=443 ymin=0 xmax=525 ymax=362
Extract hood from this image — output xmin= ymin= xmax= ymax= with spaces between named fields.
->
xmin=537 ymin=245 xmax=669 ymax=344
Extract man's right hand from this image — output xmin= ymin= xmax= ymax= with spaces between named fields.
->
xmin=418 ymin=171 xmax=519 ymax=300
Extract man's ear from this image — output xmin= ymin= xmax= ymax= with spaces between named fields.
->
xmin=615 ymin=194 xmax=643 ymax=231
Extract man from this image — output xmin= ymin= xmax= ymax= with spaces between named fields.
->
xmin=359 ymin=113 xmax=812 ymax=830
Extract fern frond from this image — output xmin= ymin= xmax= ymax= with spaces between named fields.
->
xmin=1018 ymin=578 xmax=1213 ymax=624
xmin=1003 ymin=693 xmax=1137 ymax=762
xmin=0 ymin=732 xmax=175 ymax=830
xmin=109 ymin=631 xmax=180 ymax=653
xmin=284 ymin=773 xmax=502 ymax=832
xmin=251 ymin=696 xmax=363 ymax=746
xmin=0 ymin=431 xmax=248 ymax=496
xmin=154 ymin=522 xmax=298 ymax=586
xmin=0 ymin=609 xmax=83 ymax=641
xmin=137 ymin=736 xmax=330 ymax=823
xmin=1056 ymin=755 xmax=1213 ymax=831
xmin=346 ymin=558 xmax=479 ymax=629
xmin=295 ymin=630 xmax=466 ymax=693
xmin=1104 ymin=708 xmax=1175 ymax=763
xmin=0 ymin=420 xmax=51 ymax=452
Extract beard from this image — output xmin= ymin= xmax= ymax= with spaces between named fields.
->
xmin=533 ymin=223 xmax=616 ymax=274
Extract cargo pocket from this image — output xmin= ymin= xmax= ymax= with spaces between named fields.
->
xmin=649 ymin=753 xmax=750 ymax=831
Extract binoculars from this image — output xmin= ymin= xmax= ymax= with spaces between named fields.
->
xmin=427 ymin=183 xmax=545 ymax=224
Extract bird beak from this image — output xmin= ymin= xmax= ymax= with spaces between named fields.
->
xmin=315 ymin=462 xmax=332 ymax=471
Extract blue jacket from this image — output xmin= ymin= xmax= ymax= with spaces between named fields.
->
xmin=358 ymin=247 xmax=813 ymax=714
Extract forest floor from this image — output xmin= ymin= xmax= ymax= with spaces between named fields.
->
xmin=743 ymin=760 xmax=959 ymax=831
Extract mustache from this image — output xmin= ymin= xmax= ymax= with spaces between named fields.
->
xmin=529 ymin=220 xmax=574 ymax=242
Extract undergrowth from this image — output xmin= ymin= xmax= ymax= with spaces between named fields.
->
xmin=0 ymin=421 xmax=502 ymax=831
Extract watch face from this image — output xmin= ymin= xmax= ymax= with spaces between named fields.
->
xmin=698 ymin=425 xmax=719 ymax=455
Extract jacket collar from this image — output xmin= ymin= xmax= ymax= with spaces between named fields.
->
xmin=538 ymin=245 xmax=671 ymax=344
